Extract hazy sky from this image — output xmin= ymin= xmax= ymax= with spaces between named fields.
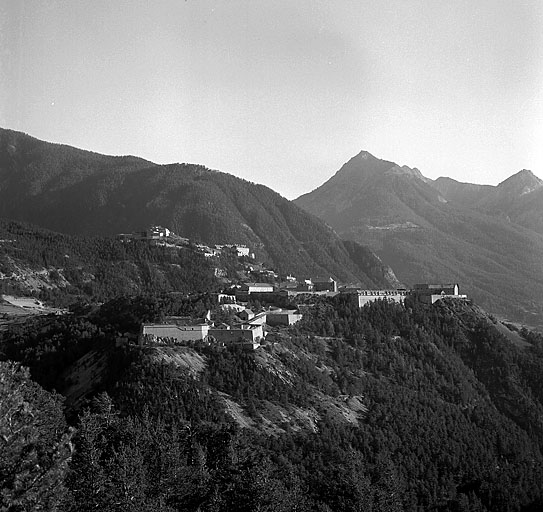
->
xmin=1 ymin=0 xmax=542 ymax=198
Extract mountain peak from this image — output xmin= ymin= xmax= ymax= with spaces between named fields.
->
xmin=497 ymin=169 xmax=543 ymax=197
xmin=353 ymin=150 xmax=378 ymax=161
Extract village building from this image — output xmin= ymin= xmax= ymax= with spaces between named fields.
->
xmin=240 ymin=308 xmax=303 ymax=327
xmin=412 ymin=283 xmax=467 ymax=304
xmin=234 ymin=245 xmax=251 ymax=258
xmin=312 ymin=276 xmax=338 ymax=293
xmin=219 ymin=303 xmax=246 ymax=313
xmin=238 ymin=308 xmax=255 ymax=321
xmin=235 ymin=282 xmax=275 ymax=301
xmin=208 ymin=324 xmax=263 ymax=350
xmin=296 ymin=279 xmax=314 ymax=292
xmin=215 ymin=244 xmax=253 ymax=258
xmin=146 ymin=226 xmax=170 ymax=239
xmin=355 ymin=289 xmax=409 ymax=307
xmin=265 ymin=309 xmax=303 ymax=326
xmin=140 ymin=323 xmax=210 ymax=345
xmin=341 ymin=284 xmax=467 ymax=307
xmin=340 ymin=288 xmax=408 ymax=307
xmin=239 ymin=282 xmax=274 ymax=294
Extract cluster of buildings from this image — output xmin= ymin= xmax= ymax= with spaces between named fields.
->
xmin=116 ymin=226 xmax=188 ymax=246
xmin=116 ymin=225 xmax=254 ymax=259
xmin=223 ymin=280 xmax=467 ymax=308
xmin=139 ymin=283 xmax=466 ymax=351
xmin=140 ymin=306 xmax=303 ymax=351
xmin=227 ymin=277 xmax=339 ymax=302
xmin=342 ymin=283 xmax=467 ymax=307
xmin=197 ymin=243 xmax=254 ymax=259
xmin=123 ymin=225 xmax=469 ymax=350
xmin=237 ymin=276 xmax=466 ymax=306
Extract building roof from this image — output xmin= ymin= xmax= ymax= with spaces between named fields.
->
xmin=414 ymin=283 xmax=458 ymax=290
xmin=312 ymin=276 xmax=336 ymax=283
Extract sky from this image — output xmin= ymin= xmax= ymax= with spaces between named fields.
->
xmin=1 ymin=0 xmax=542 ymax=199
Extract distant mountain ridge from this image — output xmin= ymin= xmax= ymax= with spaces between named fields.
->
xmin=296 ymin=150 xmax=543 ymax=327
xmin=433 ymin=169 xmax=543 ymax=235
xmin=0 ymin=128 xmax=398 ymax=288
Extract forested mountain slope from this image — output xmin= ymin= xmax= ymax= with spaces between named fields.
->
xmin=0 ymin=128 xmax=397 ymax=287
xmin=3 ymin=295 xmax=543 ymax=510
xmin=0 ymin=219 xmax=219 ymax=304
xmin=295 ymin=151 xmax=543 ymax=327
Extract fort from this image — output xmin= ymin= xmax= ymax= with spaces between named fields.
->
xmin=140 ymin=307 xmax=302 ymax=351
xmin=341 ymin=283 xmax=467 ymax=307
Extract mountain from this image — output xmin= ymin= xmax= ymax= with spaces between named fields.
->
xmin=0 ymin=128 xmax=397 ymax=287
xmin=431 ymin=176 xmax=493 ymax=206
xmin=3 ymin=295 xmax=543 ymax=510
xmin=434 ymin=170 xmax=543 ymax=235
xmin=296 ymin=151 xmax=543 ymax=327
xmin=0 ymin=219 xmax=220 ymax=305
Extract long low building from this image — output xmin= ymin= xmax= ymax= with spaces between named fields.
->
xmin=348 ymin=289 xmax=409 ymax=307
xmin=342 ymin=284 xmax=467 ymax=307
xmin=209 ymin=325 xmax=263 ymax=349
xmin=140 ymin=322 xmax=264 ymax=349
xmin=140 ymin=323 xmax=210 ymax=345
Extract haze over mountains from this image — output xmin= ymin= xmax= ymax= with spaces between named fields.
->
xmin=0 ymin=128 xmax=397 ymax=288
xmin=296 ymin=151 xmax=543 ymax=326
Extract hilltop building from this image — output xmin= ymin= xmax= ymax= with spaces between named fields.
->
xmin=140 ymin=322 xmax=210 ymax=344
xmin=239 ymin=283 xmax=274 ymax=294
xmin=412 ymin=284 xmax=467 ymax=304
xmin=341 ymin=284 xmax=467 ymax=307
xmin=140 ymin=318 xmax=264 ymax=350
xmin=209 ymin=325 xmax=263 ymax=350
xmin=312 ymin=277 xmax=338 ymax=293
xmin=146 ymin=226 xmax=171 ymax=239
xmin=343 ymin=289 xmax=408 ymax=307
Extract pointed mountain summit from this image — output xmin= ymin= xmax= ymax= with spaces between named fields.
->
xmin=496 ymin=169 xmax=543 ymax=197
xmin=0 ymin=128 xmax=399 ymax=288
xmin=296 ymin=150 xmax=445 ymax=232
xmin=295 ymin=150 xmax=543 ymax=327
